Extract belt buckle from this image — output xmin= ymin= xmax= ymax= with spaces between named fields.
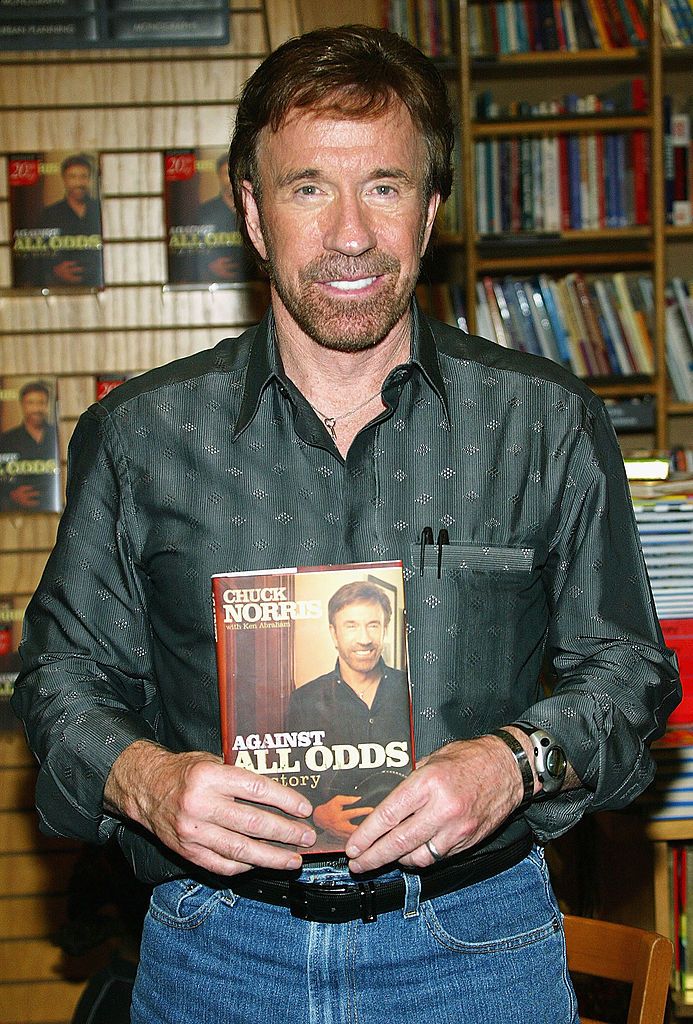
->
xmin=286 ymin=880 xmax=379 ymax=924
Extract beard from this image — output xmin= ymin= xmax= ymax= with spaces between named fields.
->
xmin=265 ymin=248 xmax=420 ymax=353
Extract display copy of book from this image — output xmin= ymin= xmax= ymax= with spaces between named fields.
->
xmin=212 ymin=561 xmax=414 ymax=854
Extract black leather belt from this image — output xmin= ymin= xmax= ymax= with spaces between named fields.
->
xmin=229 ymin=836 xmax=532 ymax=924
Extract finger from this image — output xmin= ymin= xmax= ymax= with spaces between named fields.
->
xmin=183 ymin=826 xmax=305 ymax=875
xmin=218 ymin=798 xmax=317 ymax=850
xmin=345 ymin=776 xmax=429 ymax=859
xmin=224 ymin=767 xmax=314 ymax=818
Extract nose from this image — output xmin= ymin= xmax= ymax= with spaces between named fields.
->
xmin=322 ymin=192 xmax=376 ymax=257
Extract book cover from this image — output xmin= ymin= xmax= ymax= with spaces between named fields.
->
xmin=164 ymin=147 xmax=263 ymax=287
xmin=8 ymin=151 xmax=104 ymax=290
xmin=0 ymin=376 xmax=61 ymax=514
xmin=212 ymin=561 xmax=414 ymax=854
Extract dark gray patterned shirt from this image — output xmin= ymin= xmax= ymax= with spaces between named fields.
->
xmin=12 ymin=305 xmax=680 ymax=883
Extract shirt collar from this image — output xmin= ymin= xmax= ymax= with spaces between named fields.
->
xmin=232 ymin=300 xmax=450 ymax=439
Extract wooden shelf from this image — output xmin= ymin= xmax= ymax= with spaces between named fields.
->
xmin=473 ymin=115 xmax=651 ymax=137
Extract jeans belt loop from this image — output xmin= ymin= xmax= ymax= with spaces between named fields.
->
xmin=402 ymin=871 xmax=422 ymax=919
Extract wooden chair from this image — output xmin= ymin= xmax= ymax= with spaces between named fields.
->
xmin=564 ymin=914 xmax=674 ymax=1024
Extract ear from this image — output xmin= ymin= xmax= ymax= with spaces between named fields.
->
xmin=419 ymin=192 xmax=441 ymax=255
xmin=329 ymin=624 xmax=338 ymax=650
xmin=241 ymin=180 xmax=268 ymax=261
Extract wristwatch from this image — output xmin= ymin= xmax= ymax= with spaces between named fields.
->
xmin=512 ymin=724 xmax=567 ymax=796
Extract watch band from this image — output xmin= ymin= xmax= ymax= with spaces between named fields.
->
xmin=491 ymin=729 xmax=534 ymax=812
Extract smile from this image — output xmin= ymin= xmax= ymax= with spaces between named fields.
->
xmin=325 ymin=277 xmax=377 ymax=292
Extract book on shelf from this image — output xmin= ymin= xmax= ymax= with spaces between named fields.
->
xmin=474 ymin=122 xmax=649 ymax=234
xmin=7 ymin=150 xmax=104 ymax=290
xmin=212 ymin=561 xmax=414 ymax=854
xmin=163 ymin=147 xmax=263 ymax=288
xmin=467 ymin=0 xmax=693 ymax=53
xmin=0 ymin=376 xmax=61 ymax=514
xmin=665 ymin=284 xmax=693 ymax=403
xmin=472 ymin=271 xmax=662 ymax=378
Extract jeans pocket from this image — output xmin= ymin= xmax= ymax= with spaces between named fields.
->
xmin=421 ymin=849 xmax=561 ymax=953
xmin=148 ymin=878 xmax=236 ymax=931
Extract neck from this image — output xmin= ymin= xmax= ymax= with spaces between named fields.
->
xmin=274 ymin=298 xmax=412 ymax=455
xmin=339 ymin=659 xmax=383 ymax=696
xmin=25 ymin=423 xmax=45 ymax=443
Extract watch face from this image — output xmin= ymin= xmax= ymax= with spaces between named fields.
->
xmin=546 ymin=746 xmax=566 ymax=779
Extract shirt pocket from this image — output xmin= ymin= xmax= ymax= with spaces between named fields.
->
xmin=406 ymin=542 xmax=545 ymax=743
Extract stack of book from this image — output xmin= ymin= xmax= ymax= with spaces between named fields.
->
xmin=632 ymin=490 xmax=693 ymax=621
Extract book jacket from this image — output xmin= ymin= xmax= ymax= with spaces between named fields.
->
xmin=212 ymin=561 xmax=414 ymax=854
xmin=0 ymin=376 xmax=62 ymax=513
xmin=8 ymin=151 xmax=104 ymax=290
xmin=164 ymin=147 xmax=262 ymax=287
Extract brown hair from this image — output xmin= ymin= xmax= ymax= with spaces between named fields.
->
xmin=228 ymin=23 xmax=454 ymax=255
xmin=328 ymin=581 xmax=392 ymax=628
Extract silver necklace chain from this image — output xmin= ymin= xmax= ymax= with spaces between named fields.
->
xmin=311 ymin=389 xmax=384 ymax=440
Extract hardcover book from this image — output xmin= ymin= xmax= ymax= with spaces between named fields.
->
xmin=0 ymin=376 xmax=61 ymax=514
xmin=163 ymin=147 xmax=262 ymax=287
xmin=212 ymin=561 xmax=414 ymax=854
xmin=8 ymin=151 xmax=104 ymax=290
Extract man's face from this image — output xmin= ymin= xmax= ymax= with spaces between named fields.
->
xmin=330 ymin=601 xmax=387 ymax=676
xmin=242 ymin=101 xmax=439 ymax=353
xmin=21 ymin=390 xmax=49 ymax=429
xmin=62 ymin=164 xmax=91 ymax=202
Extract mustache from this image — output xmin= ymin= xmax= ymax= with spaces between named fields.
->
xmin=299 ymin=252 xmax=400 ymax=284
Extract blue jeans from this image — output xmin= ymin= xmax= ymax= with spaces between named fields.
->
xmin=131 ymin=846 xmax=578 ymax=1023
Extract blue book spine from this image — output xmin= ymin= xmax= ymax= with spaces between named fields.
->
xmin=539 ymin=276 xmax=572 ymax=365
xmin=664 ymin=94 xmax=675 ymax=225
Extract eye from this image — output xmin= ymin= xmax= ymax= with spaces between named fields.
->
xmin=296 ymin=184 xmax=321 ymax=196
xmin=372 ymin=184 xmax=397 ymax=196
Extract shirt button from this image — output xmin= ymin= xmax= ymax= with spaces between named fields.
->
xmin=369 ymin=717 xmax=375 ymax=724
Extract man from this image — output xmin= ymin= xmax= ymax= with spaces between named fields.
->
xmin=36 ymin=153 xmax=103 ymax=287
xmin=286 ymin=581 xmax=412 ymax=845
xmin=0 ymin=380 xmax=60 ymax=512
xmin=12 ymin=24 xmax=680 ymax=1023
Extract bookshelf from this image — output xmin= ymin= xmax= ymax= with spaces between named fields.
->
xmin=389 ymin=0 xmax=693 ymax=451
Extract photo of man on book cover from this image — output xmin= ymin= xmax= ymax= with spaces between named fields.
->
xmin=213 ymin=562 xmax=413 ymax=854
xmin=164 ymin=147 xmax=264 ymax=287
xmin=0 ymin=376 xmax=62 ymax=514
xmin=8 ymin=151 xmax=104 ymax=289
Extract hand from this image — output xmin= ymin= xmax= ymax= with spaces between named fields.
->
xmin=52 ymin=260 xmax=85 ymax=284
xmin=344 ymin=735 xmax=528 ymax=874
xmin=207 ymin=256 xmax=236 ymax=280
xmin=313 ymin=794 xmax=374 ymax=839
xmin=104 ymin=740 xmax=317 ymax=876
xmin=9 ymin=484 xmax=41 ymax=509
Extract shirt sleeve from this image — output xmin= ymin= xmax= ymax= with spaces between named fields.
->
xmin=519 ymin=395 xmax=681 ymax=841
xmin=11 ymin=406 xmax=159 ymax=844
